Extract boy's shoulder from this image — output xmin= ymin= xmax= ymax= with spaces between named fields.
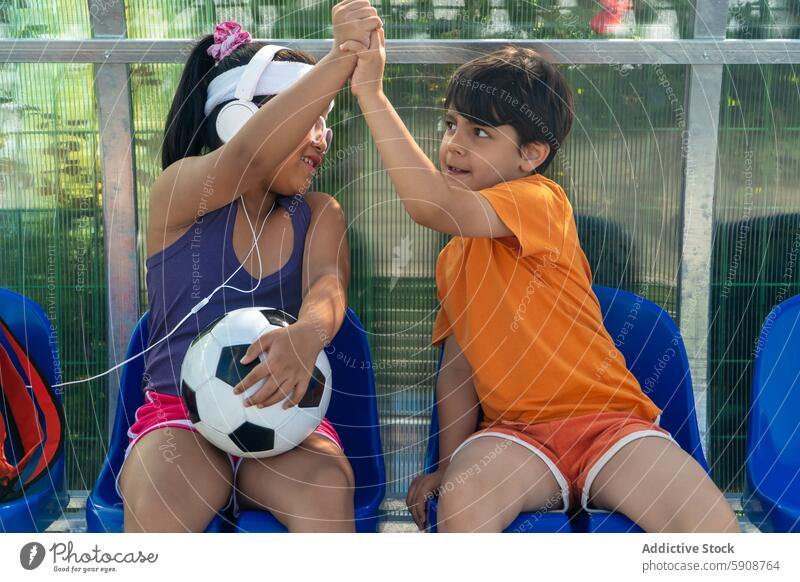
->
xmin=480 ymin=173 xmax=565 ymax=199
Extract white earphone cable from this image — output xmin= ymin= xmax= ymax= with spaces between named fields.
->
xmin=46 ymin=197 xmax=275 ymax=389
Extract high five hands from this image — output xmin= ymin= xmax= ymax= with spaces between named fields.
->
xmin=333 ymin=0 xmax=386 ymax=101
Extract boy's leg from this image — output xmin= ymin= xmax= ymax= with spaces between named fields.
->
xmin=119 ymin=428 xmax=234 ymax=532
xmin=236 ymin=433 xmax=355 ymax=532
xmin=437 ymin=436 xmax=565 ymax=532
xmin=586 ymin=436 xmax=739 ymax=532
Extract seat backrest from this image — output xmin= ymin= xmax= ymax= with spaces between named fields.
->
xmin=106 ymin=313 xmax=149 ymax=477
xmin=0 ymin=289 xmax=59 ymax=388
xmin=110 ymin=310 xmax=385 ymax=500
xmin=425 ymin=286 xmax=708 ymax=472
xmin=323 ymin=309 xmax=386 ymax=501
xmin=593 ymin=285 xmax=707 ymax=470
xmin=748 ymin=294 xmax=800 ymax=466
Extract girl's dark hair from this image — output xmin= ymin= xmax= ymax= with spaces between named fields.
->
xmin=161 ymin=37 xmax=316 ymax=170
xmin=444 ymin=46 xmax=574 ymax=174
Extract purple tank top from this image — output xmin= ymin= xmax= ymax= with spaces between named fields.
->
xmin=143 ymin=194 xmax=310 ymax=395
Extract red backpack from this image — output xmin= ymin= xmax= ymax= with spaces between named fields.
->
xmin=0 ymin=318 xmax=64 ymax=502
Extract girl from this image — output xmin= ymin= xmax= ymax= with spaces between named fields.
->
xmin=118 ymin=1 xmax=382 ymax=532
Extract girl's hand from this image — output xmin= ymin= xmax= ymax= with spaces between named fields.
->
xmin=331 ymin=0 xmax=382 ymax=60
xmin=233 ymin=322 xmax=325 ymax=410
xmin=406 ymin=468 xmax=445 ymax=530
xmin=340 ymin=27 xmax=386 ymax=100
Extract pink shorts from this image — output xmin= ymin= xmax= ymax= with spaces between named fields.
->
xmin=117 ymin=391 xmax=343 ymax=515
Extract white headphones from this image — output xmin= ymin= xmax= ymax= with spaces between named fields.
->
xmin=207 ymin=44 xmax=334 ymax=145
xmin=214 ymin=45 xmax=285 ymax=143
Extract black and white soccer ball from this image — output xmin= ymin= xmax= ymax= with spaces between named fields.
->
xmin=180 ymin=307 xmax=332 ymax=458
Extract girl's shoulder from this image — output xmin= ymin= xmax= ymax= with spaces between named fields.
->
xmin=302 ymin=191 xmax=344 ymax=221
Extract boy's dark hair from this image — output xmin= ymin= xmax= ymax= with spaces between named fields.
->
xmin=161 ymin=38 xmax=316 ymax=170
xmin=444 ymin=46 xmax=573 ymax=174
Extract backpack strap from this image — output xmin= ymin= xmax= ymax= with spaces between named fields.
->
xmin=0 ymin=317 xmax=64 ymax=502
xmin=0 ymin=343 xmax=43 ymax=499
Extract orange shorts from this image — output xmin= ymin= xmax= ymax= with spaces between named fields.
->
xmin=450 ymin=411 xmax=673 ymax=513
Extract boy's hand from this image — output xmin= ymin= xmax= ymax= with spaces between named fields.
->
xmin=340 ymin=27 xmax=385 ymax=100
xmin=406 ymin=468 xmax=446 ymax=530
xmin=331 ymin=0 xmax=382 ymax=59
xmin=233 ymin=322 xmax=325 ymax=410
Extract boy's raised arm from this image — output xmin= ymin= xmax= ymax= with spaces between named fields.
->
xmin=343 ymin=29 xmax=515 ymax=238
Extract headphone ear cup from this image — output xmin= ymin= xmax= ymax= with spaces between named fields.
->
xmin=215 ymin=100 xmax=259 ymax=143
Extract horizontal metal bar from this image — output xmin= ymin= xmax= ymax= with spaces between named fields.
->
xmin=1 ymin=38 xmax=800 ymax=65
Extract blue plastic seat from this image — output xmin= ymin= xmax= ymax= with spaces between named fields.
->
xmin=575 ymin=285 xmax=709 ymax=532
xmin=86 ymin=313 xmax=227 ymax=532
xmin=0 ymin=288 xmax=69 ymax=532
xmin=425 ymin=285 xmax=708 ymax=533
xmin=742 ymin=294 xmax=800 ymax=532
xmin=234 ymin=308 xmax=386 ymax=532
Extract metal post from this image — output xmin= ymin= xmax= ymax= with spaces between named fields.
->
xmin=89 ymin=0 xmax=139 ymax=440
xmin=678 ymin=0 xmax=729 ymax=458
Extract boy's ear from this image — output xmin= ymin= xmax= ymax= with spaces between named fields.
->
xmin=519 ymin=141 xmax=550 ymax=173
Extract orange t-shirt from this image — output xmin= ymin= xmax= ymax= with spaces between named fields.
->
xmin=432 ymin=173 xmax=661 ymax=425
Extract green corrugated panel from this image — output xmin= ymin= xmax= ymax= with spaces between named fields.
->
xmin=727 ymin=0 xmax=800 ymax=39
xmin=124 ymin=0 xmax=693 ymax=40
xmin=710 ymin=64 xmax=800 ymax=492
xmin=0 ymin=62 xmax=107 ymax=490
xmin=0 ymin=0 xmax=91 ymax=39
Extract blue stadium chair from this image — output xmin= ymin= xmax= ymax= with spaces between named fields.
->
xmin=0 ymin=288 xmax=69 ymax=532
xmin=743 ymin=294 xmax=800 ymax=532
xmin=233 ymin=308 xmax=386 ymax=532
xmin=425 ymin=285 xmax=709 ymax=533
xmin=86 ymin=313 xmax=227 ymax=532
xmin=574 ymin=285 xmax=709 ymax=532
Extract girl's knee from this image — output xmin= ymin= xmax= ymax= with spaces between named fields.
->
xmin=302 ymin=461 xmax=355 ymax=511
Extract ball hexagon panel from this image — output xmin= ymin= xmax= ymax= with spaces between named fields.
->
xmin=259 ymin=308 xmax=295 ymax=327
xmin=215 ymin=344 xmax=258 ymax=387
xmin=229 ymin=421 xmax=275 ymax=454
xmin=299 ymin=366 xmax=326 ymax=408
xmin=180 ymin=380 xmax=201 ymax=424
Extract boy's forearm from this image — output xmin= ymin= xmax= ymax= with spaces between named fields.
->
xmin=436 ymin=373 xmax=481 ymax=471
xmin=357 ymin=92 xmax=453 ymax=226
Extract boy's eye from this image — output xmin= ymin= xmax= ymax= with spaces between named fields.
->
xmin=443 ymin=119 xmax=456 ymax=132
xmin=475 ymin=128 xmax=489 ymax=138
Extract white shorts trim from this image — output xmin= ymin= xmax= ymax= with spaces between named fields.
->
xmin=581 ymin=429 xmax=675 ymax=513
xmin=450 ymin=431 xmax=571 ymax=513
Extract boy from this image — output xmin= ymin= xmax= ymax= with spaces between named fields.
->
xmin=340 ymin=28 xmax=738 ymax=533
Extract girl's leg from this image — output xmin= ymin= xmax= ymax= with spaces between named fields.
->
xmin=118 ymin=428 xmax=234 ymax=532
xmin=587 ymin=436 xmax=739 ymax=532
xmin=437 ymin=436 xmax=564 ymax=532
xmin=236 ymin=433 xmax=355 ymax=532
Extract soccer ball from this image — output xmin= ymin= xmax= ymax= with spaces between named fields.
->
xmin=180 ymin=307 xmax=332 ymax=458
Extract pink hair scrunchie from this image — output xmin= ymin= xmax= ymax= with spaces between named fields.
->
xmin=207 ymin=21 xmax=252 ymax=62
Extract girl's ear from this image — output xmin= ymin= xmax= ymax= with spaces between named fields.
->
xmin=519 ymin=141 xmax=550 ymax=174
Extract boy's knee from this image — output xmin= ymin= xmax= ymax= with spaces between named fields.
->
xmin=437 ymin=477 xmax=491 ymax=531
